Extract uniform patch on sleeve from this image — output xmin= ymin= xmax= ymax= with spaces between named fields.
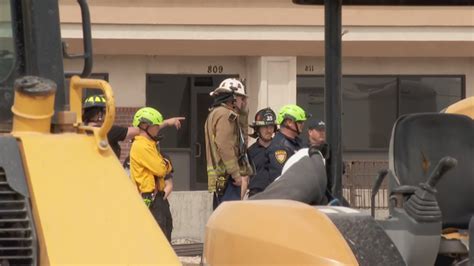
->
xmin=228 ymin=113 xmax=237 ymax=121
xmin=274 ymin=150 xmax=288 ymax=164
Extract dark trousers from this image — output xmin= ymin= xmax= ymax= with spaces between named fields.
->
xmin=248 ymin=188 xmax=263 ymax=198
xmin=144 ymin=192 xmax=173 ymax=242
xmin=213 ymin=181 xmax=241 ymax=210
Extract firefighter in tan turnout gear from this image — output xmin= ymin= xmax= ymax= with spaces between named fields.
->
xmin=205 ymin=78 xmax=253 ymax=209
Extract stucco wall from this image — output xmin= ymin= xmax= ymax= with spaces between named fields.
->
xmin=297 ymin=57 xmax=474 ymax=96
xmin=64 ymin=55 xmax=473 ymax=108
xmin=64 ymin=55 xmax=246 ymax=107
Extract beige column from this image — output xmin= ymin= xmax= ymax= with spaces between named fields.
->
xmin=246 ymin=56 xmax=297 ymax=119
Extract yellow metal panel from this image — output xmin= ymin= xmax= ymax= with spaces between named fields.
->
xmin=445 ymin=96 xmax=474 ymax=119
xmin=15 ymin=132 xmax=180 ymax=265
xmin=204 ymin=200 xmax=358 ymax=265
xmin=69 ymin=76 xmax=116 ymax=151
xmin=11 ymin=77 xmax=56 ymax=134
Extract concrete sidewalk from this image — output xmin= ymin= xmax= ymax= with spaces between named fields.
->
xmin=168 ymin=191 xmax=213 ymax=242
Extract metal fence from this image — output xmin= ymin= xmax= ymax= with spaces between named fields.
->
xmin=342 ymin=160 xmax=389 ymax=209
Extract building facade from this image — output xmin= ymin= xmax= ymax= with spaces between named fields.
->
xmin=60 ymin=0 xmax=474 ymax=190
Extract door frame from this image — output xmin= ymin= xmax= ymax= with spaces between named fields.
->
xmin=189 ymin=75 xmax=239 ymax=190
xmin=190 ymin=86 xmax=214 ymax=190
xmin=146 ymin=74 xmax=239 ymax=191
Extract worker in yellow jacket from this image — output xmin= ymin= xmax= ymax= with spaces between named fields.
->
xmin=130 ymin=107 xmax=184 ymax=242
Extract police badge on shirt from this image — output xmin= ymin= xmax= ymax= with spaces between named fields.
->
xmin=274 ymin=150 xmax=288 ymax=164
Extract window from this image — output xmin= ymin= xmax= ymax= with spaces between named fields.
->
xmin=297 ymin=75 xmax=464 ymax=150
xmin=146 ymin=75 xmax=190 ymax=149
xmin=0 ymin=0 xmax=15 ymax=131
xmin=297 ymin=76 xmax=325 ymax=121
xmin=342 ymin=77 xmax=397 ymax=150
xmin=0 ymin=0 xmax=15 ymax=82
xmin=296 ymin=76 xmax=325 ymax=146
xmin=398 ymin=76 xmax=463 ymax=115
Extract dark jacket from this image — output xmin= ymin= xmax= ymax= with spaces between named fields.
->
xmin=265 ymin=131 xmax=303 ymax=184
xmin=248 ymin=140 xmax=270 ymax=192
xmin=108 ymin=125 xmax=128 ymax=158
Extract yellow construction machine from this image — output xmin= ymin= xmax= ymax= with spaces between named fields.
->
xmin=0 ymin=0 xmax=179 ymax=264
xmin=204 ymin=1 xmax=473 ymax=265
xmin=204 ymin=98 xmax=473 ymax=265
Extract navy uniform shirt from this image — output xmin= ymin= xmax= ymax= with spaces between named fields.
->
xmin=248 ymin=139 xmax=270 ymax=191
xmin=265 ymin=131 xmax=303 ymax=183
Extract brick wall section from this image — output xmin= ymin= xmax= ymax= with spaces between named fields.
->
xmin=115 ymin=107 xmax=140 ymax=163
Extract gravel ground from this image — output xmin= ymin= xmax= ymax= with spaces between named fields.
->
xmin=171 ymin=238 xmax=200 ymax=245
xmin=172 ymin=238 xmax=202 ymax=265
xmin=179 ymin=256 xmax=202 ymax=265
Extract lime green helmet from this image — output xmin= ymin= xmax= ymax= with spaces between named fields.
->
xmin=133 ymin=107 xmax=164 ymax=127
xmin=277 ymin=104 xmax=309 ymax=124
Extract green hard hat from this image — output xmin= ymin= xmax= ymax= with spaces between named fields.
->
xmin=133 ymin=107 xmax=164 ymax=127
xmin=277 ymin=104 xmax=310 ymax=124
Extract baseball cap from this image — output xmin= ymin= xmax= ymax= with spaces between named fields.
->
xmin=308 ymin=120 xmax=326 ymax=130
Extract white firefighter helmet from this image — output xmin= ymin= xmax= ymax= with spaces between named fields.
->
xmin=209 ymin=78 xmax=247 ymax=97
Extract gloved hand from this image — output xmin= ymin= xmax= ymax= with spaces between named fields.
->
xmin=311 ymin=142 xmax=329 ymax=159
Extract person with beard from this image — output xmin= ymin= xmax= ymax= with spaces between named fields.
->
xmin=204 ymin=78 xmax=253 ymax=209
xmin=307 ymin=120 xmax=329 ymax=159
xmin=307 ymin=119 xmax=346 ymax=205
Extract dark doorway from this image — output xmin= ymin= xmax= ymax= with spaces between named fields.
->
xmin=146 ymin=74 xmax=237 ymax=190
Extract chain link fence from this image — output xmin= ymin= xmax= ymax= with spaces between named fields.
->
xmin=342 ymin=160 xmax=389 ymax=209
